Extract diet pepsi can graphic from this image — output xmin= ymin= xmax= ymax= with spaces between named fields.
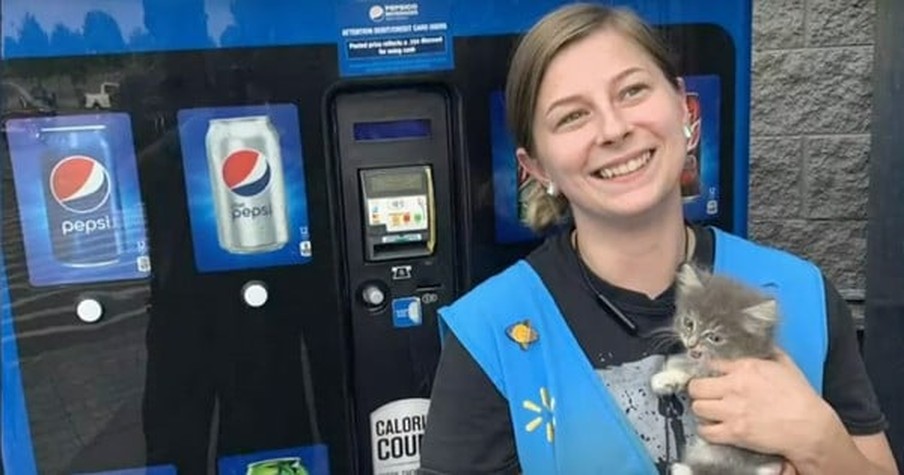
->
xmin=178 ymin=104 xmax=312 ymax=273
xmin=206 ymin=116 xmax=289 ymax=253
xmin=681 ymin=75 xmax=722 ymax=223
xmin=5 ymin=114 xmax=150 ymax=287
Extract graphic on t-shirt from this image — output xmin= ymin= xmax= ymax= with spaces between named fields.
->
xmin=597 ymin=354 xmax=698 ymax=471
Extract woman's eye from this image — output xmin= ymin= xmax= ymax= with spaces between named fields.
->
xmin=620 ymin=83 xmax=649 ymax=101
xmin=556 ymin=110 xmax=586 ymax=127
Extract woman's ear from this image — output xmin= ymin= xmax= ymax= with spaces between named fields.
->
xmin=517 ymin=147 xmax=548 ymax=183
xmin=675 ymin=77 xmax=689 ymax=121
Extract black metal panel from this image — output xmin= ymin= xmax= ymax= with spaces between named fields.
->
xmin=330 ymin=86 xmax=457 ymax=475
xmin=865 ymin=0 xmax=904 ymax=466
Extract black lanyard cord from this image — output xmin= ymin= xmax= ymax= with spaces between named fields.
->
xmin=572 ymin=226 xmax=691 ymax=337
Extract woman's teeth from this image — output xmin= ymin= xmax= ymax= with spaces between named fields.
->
xmin=595 ymin=150 xmax=653 ymax=179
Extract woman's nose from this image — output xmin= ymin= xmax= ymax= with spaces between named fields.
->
xmin=594 ymin=104 xmax=631 ymax=145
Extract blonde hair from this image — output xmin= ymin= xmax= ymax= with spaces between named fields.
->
xmin=507 ymin=3 xmax=680 ymax=232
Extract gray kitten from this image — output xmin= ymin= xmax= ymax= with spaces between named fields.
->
xmin=650 ymin=263 xmax=784 ymax=475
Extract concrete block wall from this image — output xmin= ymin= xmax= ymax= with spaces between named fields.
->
xmin=750 ymin=0 xmax=874 ymax=321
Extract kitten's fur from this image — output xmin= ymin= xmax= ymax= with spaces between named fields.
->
xmin=650 ymin=264 xmax=784 ymax=475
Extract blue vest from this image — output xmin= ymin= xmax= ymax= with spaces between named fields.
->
xmin=439 ymin=229 xmax=828 ymax=474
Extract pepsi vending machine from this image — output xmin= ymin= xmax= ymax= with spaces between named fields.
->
xmin=0 ymin=1 xmax=752 ymax=474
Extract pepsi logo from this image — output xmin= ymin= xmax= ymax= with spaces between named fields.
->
xmin=50 ymin=155 xmax=112 ymax=214
xmin=222 ymin=148 xmax=271 ymax=197
xmin=369 ymin=5 xmax=385 ymax=22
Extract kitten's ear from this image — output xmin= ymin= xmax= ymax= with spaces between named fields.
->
xmin=741 ymin=299 xmax=778 ymax=334
xmin=676 ymin=263 xmax=704 ymax=291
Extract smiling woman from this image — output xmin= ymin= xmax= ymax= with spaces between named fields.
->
xmin=420 ymin=3 xmax=897 ymax=475
xmin=523 ymin=37 xmax=688 ymax=236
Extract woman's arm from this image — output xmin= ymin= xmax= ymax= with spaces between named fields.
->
xmin=419 ymin=333 xmax=520 ymax=474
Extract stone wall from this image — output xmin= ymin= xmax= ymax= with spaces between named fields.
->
xmin=750 ymin=0 xmax=874 ymax=321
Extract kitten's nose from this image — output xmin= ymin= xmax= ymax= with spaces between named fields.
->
xmin=689 ymin=349 xmax=703 ymax=360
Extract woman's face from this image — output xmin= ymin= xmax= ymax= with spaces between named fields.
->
xmin=518 ymin=28 xmax=689 ymax=225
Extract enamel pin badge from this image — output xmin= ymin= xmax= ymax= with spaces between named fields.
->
xmin=507 ymin=320 xmax=539 ymax=350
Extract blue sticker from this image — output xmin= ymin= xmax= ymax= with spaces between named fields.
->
xmin=75 ymin=465 xmax=178 ymax=475
xmin=337 ymin=0 xmax=453 ymax=77
xmin=5 ymin=114 xmax=150 ymax=286
xmin=177 ymin=104 xmax=313 ymax=273
xmin=681 ymin=75 xmax=722 ymax=223
xmin=218 ymin=444 xmax=330 ymax=475
xmin=392 ymin=297 xmax=422 ymax=328
xmin=2 ymin=1 xmax=745 ymax=59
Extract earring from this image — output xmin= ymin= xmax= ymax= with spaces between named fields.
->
xmin=546 ymin=182 xmax=558 ymax=196
xmin=683 ymin=124 xmax=692 ymax=139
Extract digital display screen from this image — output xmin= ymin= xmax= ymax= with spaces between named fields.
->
xmin=354 ymin=118 xmax=431 ymax=141
xmin=365 ymin=171 xmax=425 ymax=195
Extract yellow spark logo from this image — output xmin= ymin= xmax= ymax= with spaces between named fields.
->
xmin=522 ymin=387 xmax=555 ymax=443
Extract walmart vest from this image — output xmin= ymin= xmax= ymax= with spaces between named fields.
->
xmin=438 ymin=228 xmax=828 ymax=474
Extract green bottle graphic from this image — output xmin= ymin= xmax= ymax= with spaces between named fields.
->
xmin=245 ymin=457 xmax=309 ymax=475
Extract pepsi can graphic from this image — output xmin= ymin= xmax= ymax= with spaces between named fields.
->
xmin=206 ymin=116 xmax=289 ymax=253
xmin=681 ymin=75 xmax=722 ymax=223
xmin=41 ymin=125 xmax=123 ymax=266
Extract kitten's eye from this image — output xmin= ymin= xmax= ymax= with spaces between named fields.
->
xmin=683 ymin=318 xmax=694 ymax=330
xmin=706 ymin=333 xmax=723 ymax=344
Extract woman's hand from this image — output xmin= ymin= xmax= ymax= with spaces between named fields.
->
xmin=687 ymin=349 xmax=833 ymax=460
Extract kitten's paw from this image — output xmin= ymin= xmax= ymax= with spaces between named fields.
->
xmin=670 ymin=463 xmax=693 ymax=475
xmin=755 ymin=463 xmax=783 ymax=475
xmin=651 ymin=369 xmax=690 ymax=395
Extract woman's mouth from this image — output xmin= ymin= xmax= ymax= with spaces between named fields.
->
xmin=593 ymin=149 xmax=654 ymax=180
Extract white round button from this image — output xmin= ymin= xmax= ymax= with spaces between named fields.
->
xmin=362 ymin=285 xmax=386 ymax=307
xmin=76 ymin=299 xmax=103 ymax=323
xmin=243 ymin=281 xmax=269 ymax=308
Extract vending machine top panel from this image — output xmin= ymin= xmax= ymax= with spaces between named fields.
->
xmin=2 ymin=0 xmax=748 ymax=57
xmin=1 ymin=0 xmax=751 ymax=236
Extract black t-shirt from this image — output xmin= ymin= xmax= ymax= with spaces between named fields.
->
xmin=419 ymin=225 xmax=887 ymax=475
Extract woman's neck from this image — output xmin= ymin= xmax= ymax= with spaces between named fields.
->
xmin=573 ymin=209 xmax=690 ymax=299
